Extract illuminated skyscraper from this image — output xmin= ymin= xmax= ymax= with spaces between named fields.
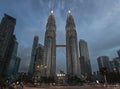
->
xmin=66 ymin=11 xmax=80 ymax=76
xmin=33 ymin=44 xmax=44 ymax=80
xmin=44 ymin=11 xmax=56 ymax=77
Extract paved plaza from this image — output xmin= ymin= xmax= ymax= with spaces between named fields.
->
xmin=24 ymin=84 xmax=120 ymax=89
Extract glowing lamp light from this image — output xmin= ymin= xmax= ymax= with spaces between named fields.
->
xmin=51 ymin=10 xmax=53 ymax=13
xmin=68 ymin=10 xmax=71 ymax=13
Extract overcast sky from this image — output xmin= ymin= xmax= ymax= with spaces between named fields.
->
xmin=0 ymin=0 xmax=120 ymax=73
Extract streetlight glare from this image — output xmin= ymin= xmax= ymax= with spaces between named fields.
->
xmin=37 ymin=65 xmax=40 ymax=69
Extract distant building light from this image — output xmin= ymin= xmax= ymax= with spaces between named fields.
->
xmin=57 ymin=73 xmax=65 ymax=77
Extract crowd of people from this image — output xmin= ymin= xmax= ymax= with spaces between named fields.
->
xmin=8 ymin=81 xmax=23 ymax=89
xmin=0 ymin=81 xmax=24 ymax=89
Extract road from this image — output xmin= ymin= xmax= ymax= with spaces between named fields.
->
xmin=24 ymin=85 xmax=120 ymax=89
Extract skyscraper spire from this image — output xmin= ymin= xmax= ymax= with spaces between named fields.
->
xmin=66 ymin=11 xmax=75 ymax=29
xmin=46 ymin=11 xmax=56 ymax=31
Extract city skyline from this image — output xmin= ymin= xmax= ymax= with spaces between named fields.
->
xmin=1 ymin=0 xmax=120 ymax=72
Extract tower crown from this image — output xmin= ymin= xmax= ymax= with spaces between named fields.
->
xmin=46 ymin=11 xmax=56 ymax=31
xmin=66 ymin=11 xmax=76 ymax=30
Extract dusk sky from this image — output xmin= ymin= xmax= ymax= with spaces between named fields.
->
xmin=0 ymin=0 xmax=120 ymax=73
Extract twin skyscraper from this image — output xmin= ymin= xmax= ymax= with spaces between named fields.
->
xmin=29 ymin=11 xmax=92 ymax=79
xmin=44 ymin=11 xmax=80 ymax=77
